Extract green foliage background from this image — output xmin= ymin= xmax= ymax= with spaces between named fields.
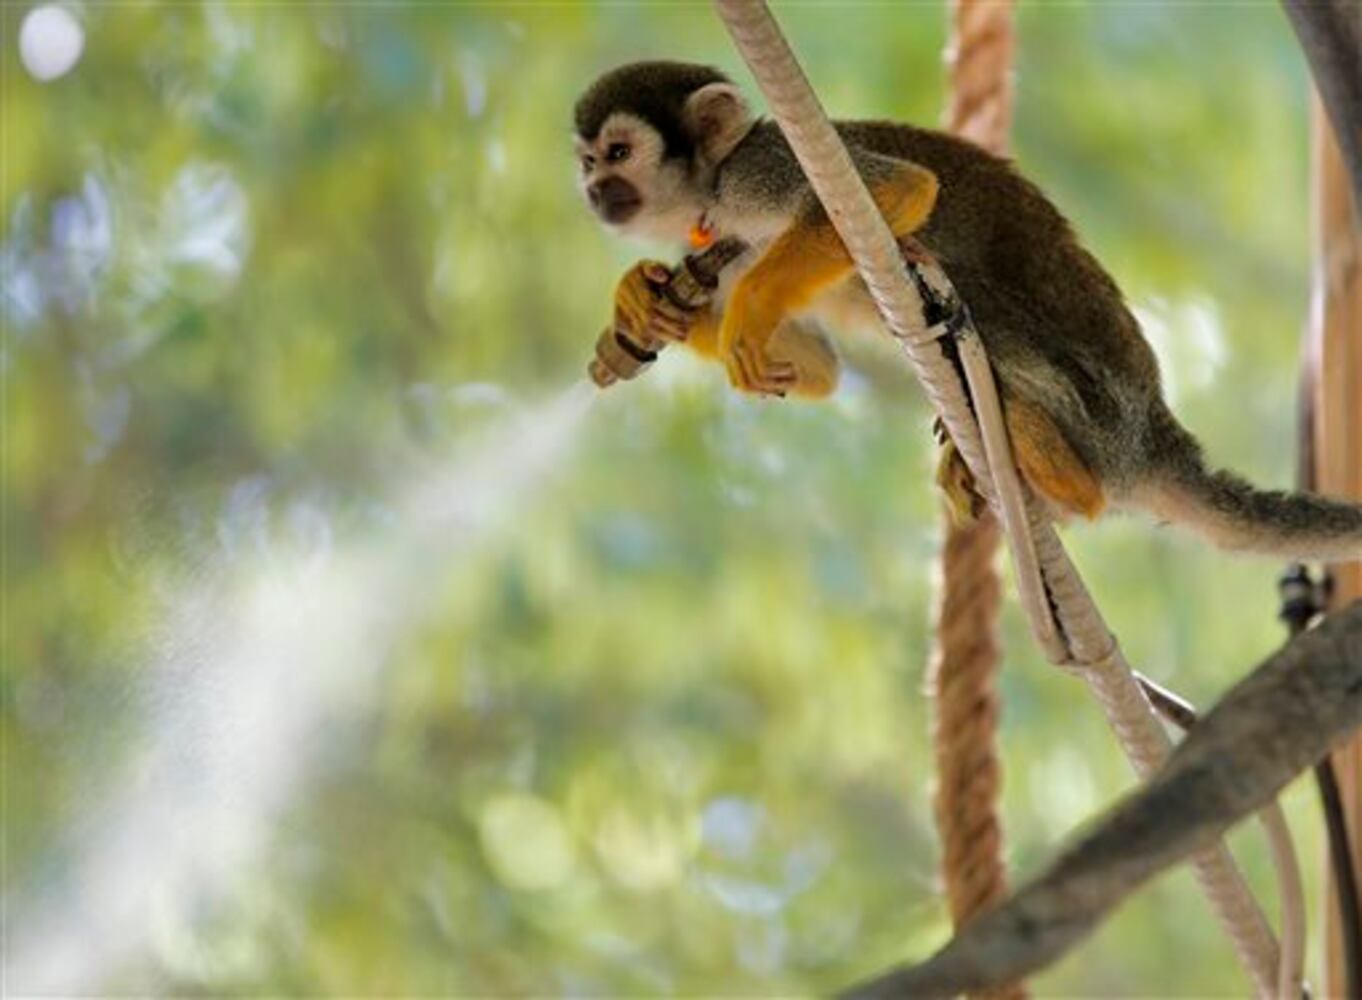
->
xmin=2 ymin=1 xmax=1327 ymax=994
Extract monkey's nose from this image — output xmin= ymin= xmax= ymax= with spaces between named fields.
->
xmin=587 ymin=177 xmax=641 ymax=223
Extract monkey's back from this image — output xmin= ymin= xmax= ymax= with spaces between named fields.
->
xmin=839 ymin=121 xmax=1168 ymax=487
xmin=719 ymin=119 xmax=1172 ymax=486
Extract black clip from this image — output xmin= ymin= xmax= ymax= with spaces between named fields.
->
xmin=614 ymin=331 xmax=658 ymax=365
xmin=1278 ymin=563 xmax=1324 ymax=636
xmin=905 ymin=261 xmax=970 ymax=339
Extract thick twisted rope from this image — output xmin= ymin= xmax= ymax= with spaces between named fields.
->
xmin=944 ymin=0 xmax=1017 ymax=152
xmin=928 ymin=3 xmax=1019 ymax=998
xmin=927 ymin=512 xmax=1009 ymax=919
xmin=712 ymin=3 xmax=1280 ymax=994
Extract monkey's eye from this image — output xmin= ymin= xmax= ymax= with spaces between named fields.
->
xmin=605 ymin=142 xmax=631 ymax=164
xmin=581 ymin=154 xmax=596 ymax=173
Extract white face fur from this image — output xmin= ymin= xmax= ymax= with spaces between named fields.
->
xmin=575 ymin=112 xmax=703 ymax=245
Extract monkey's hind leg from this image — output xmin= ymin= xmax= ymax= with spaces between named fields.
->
xmin=1005 ymin=397 xmax=1105 ymax=519
xmin=934 ymin=400 xmax=1105 ymax=522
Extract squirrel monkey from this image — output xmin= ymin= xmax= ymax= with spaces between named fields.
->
xmin=574 ymin=60 xmax=1362 ymax=562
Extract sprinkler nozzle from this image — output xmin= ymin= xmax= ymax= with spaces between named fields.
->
xmin=586 ymin=238 xmax=748 ymax=390
xmin=588 ymin=326 xmax=660 ymax=387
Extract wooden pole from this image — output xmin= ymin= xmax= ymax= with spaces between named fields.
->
xmin=1312 ymin=88 xmax=1362 ymax=997
xmin=1280 ymin=0 xmax=1362 ymax=210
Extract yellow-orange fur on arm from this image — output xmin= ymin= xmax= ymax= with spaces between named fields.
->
xmin=718 ymin=164 xmax=938 ymax=395
xmin=688 ymin=309 xmax=838 ymax=399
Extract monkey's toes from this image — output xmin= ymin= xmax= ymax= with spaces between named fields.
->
xmin=935 ymin=439 xmax=986 ymax=523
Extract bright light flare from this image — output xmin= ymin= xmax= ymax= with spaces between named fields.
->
xmin=19 ymin=5 xmax=84 ymax=82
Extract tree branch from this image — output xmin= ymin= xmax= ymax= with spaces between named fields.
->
xmin=843 ymin=600 xmax=1362 ymax=999
xmin=1280 ymin=0 xmax=1362 ymax=212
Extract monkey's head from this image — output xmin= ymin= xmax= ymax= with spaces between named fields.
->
xmin=573 ymin=61 xmax=754 ymax=243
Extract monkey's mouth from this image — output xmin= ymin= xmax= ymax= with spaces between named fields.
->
xmin=595 ymin=197 xmax=641 ymax=225
xmin=587 ymin=177 xmax=643 ymax=225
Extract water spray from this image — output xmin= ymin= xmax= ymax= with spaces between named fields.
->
xmin=10 ymin=228 xmax=746 ymax=994
xmin=4 ymin=385 xmax=596 ymax=993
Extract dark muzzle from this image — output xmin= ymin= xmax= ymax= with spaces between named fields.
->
xmin=588 ymin=177 xmax=641 ymax=224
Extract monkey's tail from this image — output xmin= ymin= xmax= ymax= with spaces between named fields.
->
xmin=1141 ymin=409 xmax=1362 ymax=562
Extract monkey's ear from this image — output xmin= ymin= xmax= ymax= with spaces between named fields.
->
xmin=683 ymin=82 xmax=753 ymax=165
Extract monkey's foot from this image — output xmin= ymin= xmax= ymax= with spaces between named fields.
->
xmin=935 ymin=436 xmax=987 ymax=524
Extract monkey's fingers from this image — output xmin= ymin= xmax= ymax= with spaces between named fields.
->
xmin=614 ymin=299 xmax=651 ymax=346
xmin=654 ymin=297 xmax=692 ymax=322
xmin=614 ymin=260 xmax=673 ymax=345
xmin=729 ymin=339 xmax=797 ymax=397
xmin=650 ymin=316 xmax=692 ymax=343
xmin=642 ymin=261 xmax=673 ymax=286
xmin=726 ymin=353 xmax=775 ymax=396
xmin=650 ymin=299 xmax=696 ymax=343
xmin=614 ymin=287 xmax=651 ymax=328
xmin=617 ymin=260 xmax=671 ymax=305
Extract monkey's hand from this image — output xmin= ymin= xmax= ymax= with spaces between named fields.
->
xmin=718 ymin=274 xmax=798 ymax=396
xmin=715 ymin=160 xmax=936 ymax=397
xmin=613 ymin=260 xmax=701 ymax=347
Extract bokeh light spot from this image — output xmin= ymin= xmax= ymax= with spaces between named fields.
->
xmin=19 ymin=5 xmax=84 ymax=82
xmin=592 ymin=801 xmax=698 ymax=891
xmin=478 ymin=793 xmax=575 ymax=892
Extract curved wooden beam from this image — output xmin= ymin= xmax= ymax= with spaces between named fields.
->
xmin=1281 ymin=0 xmax=1362 ymax=212
xmin=843 ymin=601 xmax=1362 ymax=999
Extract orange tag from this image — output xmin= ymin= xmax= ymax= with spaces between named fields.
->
xmin=688 ymin=219 xmax=714 ymax=250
